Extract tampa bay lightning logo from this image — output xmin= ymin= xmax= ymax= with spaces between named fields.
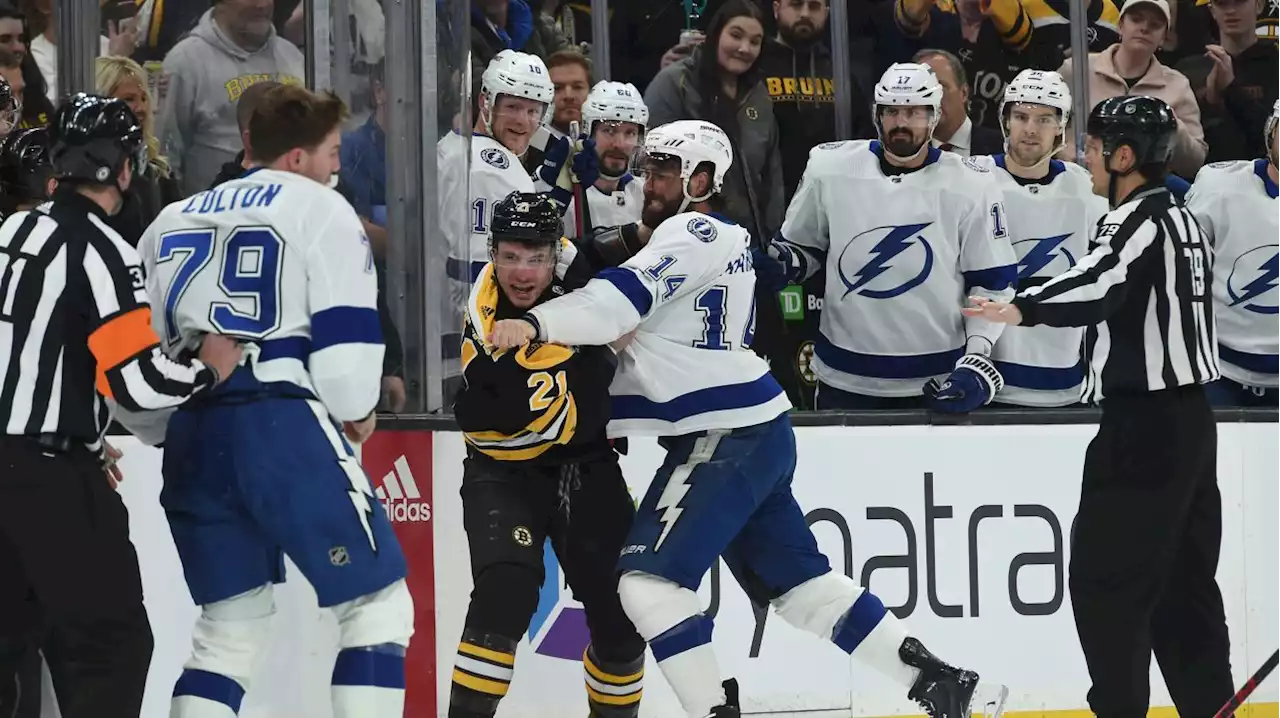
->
xmin=1227 ymin=246 xmax=1279 ymax=314
xmin=837 ymin=223 xmax=934 ymax=299
xmin=687 ymin=217 xmax=718 ymax=243
xmin=480 ymin=147 xmax=509 ymax=169
xmin=1015 ymin=234 xmax=1076 ymax=280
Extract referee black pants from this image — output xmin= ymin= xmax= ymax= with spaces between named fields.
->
xmin=0 ymin=437 xmax=153 ymax=717
xmin=1070 ymin=385 xmax=1234 ymax=718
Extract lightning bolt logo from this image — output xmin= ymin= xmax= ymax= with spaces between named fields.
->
xmin=1016 ymin=234 xmax=1075 ymax=280
xmin=339 ymin=457 xmax=380 ymax=553
xmin=653 ymin=465 xmax=694 ymax=552
xmin=839 ymin=223 xmax=934 ymax=299
xmin=1229 ymin=251 xmax=1280 ymax=314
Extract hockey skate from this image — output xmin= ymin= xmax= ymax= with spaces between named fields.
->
xmin=703 ymin=678 xmax=741 ymax=718
xmin=900 ymin=637 xmax=981 ymax=718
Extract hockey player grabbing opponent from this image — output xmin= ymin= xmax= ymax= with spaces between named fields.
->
xmin=759 ymin=63 xmax=1017 ymax=413
xmin=971 ymin=70 xmax=1109 ymax=407
xmin=489 ymin=120 xmax=980 ymax=718
xmin=134 ymin=85 xmax=413 ymax=717
xmin=1186 ymin=100 xmax=1279 ymax=406
xmin=449 ymin=192 xmax=646 ymax=717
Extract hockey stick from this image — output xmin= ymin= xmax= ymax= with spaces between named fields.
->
xmin=1214 ymin=650 xmax=1280 ymax=718
xmin=569 ymin=120 xmax=586 ymax=237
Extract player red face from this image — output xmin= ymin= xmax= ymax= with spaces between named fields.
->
xmin=1005 ymin=104 xmax=1062 ymax=167
xmin=493 ymin=241 xmax=555 ymax=309
xmin=488 ymin=95 xmax=545 ymax=157
xmin=593 ymin=121 xmax=642 ymax=179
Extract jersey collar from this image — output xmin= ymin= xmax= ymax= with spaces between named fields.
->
xmin=1254 ymin=158 xmax=1278 ymax=198
xmin=993 ymin=154 xmax=1067 ymax=185
xmin=869 ymin=140 xmax=942 ymax=173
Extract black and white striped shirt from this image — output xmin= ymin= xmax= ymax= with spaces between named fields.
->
xmin=0 ymin=188 xmax=216 ymax=448
xmin=1013 ymin=183 xmax=1220 ymax=403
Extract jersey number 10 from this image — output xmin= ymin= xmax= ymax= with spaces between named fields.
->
xmin=157 ymin=226 xmax=285 ymax=344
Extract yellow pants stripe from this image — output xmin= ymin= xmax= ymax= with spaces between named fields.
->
xmin=586 ymin=684 xmax=643 ymax=706
xmin=458 ymin=641 xmax=516 ymax=666
xmin=451 ymin=668 xmax=510 ymax=697
xmin=582 ymin=650 xmax=644 ymax=684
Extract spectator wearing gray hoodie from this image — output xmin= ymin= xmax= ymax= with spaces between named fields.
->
xmin=160 ymin=0 xmax=303 ymax=195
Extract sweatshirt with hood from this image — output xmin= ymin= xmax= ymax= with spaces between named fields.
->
xmin=161 ymin=9 xmax=304 ymax=196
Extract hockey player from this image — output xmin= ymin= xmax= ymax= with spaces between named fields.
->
xmin=489 ymin=120 xmax=982 ymax=718
xmin=972 ymin=69 xmax=1109 ymax=407
xmin=1186 ymin=100 xmax=1279 ymax=406
xmin=534 ymin=81 xmax=648 ymax=231
xmin=760 ymin=62 xmax=1018 ymax=412
xmin=0 ymin=126 xmax=53 ymax=218
xmin=132 ymin=85 xmax=414 ymax=718
xmin=449 ymin=192 xmax=645 ymax=718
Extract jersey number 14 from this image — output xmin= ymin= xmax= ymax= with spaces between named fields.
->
xmin=157 ymin=226 xmax=284 ymax=344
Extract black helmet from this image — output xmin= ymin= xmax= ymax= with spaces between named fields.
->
xmin=1086 ymin=95 xmax=1177 ymax=170
xmin=0 ymin=75 xmax=19 ymax=133
xmin=489 ymin=191 xmax=564 ymax=250
xmin=49 ymin=92 xmax=146 ymax=186
xmin=0 ymin=127 xmax=52 ymax=203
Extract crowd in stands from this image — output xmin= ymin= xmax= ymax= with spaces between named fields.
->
xmin=0 ymin=0 xmax=1272 ymax=412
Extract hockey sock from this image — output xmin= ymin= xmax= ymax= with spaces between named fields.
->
xmin=583 ymin=643 xmax=644 ymax=717
xmin=172 ymin=670 xmax=246 ymax=717
xmin=449 ymin=632 xmax=517 ymax=717
xmin=649 ymin=615 xmax=725 ymax=717
xmin=331 ymin=643 xmax=406 ymax=718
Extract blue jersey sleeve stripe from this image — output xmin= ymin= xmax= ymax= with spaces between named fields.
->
xmin=599 ymin=267 xmax=653 ymax=316
xmin=258 ymin=336 xmax=311 ymax=365
xmin=815 ymin=335 xmax=961 ymax=379
xmin=311 ymin=306 xmax=384 ymax=352
xmin=611 ymin=373 xmax=783 ymax=422
xmin=993 ymin=359 xmax=1085 ymax=390
xmin=963 ymin=265 xmax=1017 ymax=291
xmin=1219 ymin=344 xmax=1279 ymax=374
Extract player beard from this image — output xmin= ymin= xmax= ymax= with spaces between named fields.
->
xmin=642 ymin=194 xmax=681 ymax=228
xmin=600 ymin=150 xmax=630 ymax=178
xmin=884 ymin=129 xmax=924 ymax=158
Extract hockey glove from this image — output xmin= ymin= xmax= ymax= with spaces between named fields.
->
xmin=571 ymin=137 xmax=600 ymax=188
xmin=536 ymin=135 xmax=572 ymax=189
xmin=923 ymin=353 xmax=1004 ymax=414
xmin=753 ymin=239 xmax=801 ymax=292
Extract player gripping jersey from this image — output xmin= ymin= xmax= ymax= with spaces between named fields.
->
xmin=976 ymin=69 xmax=1109 ymax=407
xmin=1186 ymin=100 xmax=1279 ymax=406
xmin=134 ymin=86 xmax=413 ymax=718
xmin=489 ymin=120 xmax=983 ymax=718
xmin=764 ymin=63 xmax=1018 ymax=413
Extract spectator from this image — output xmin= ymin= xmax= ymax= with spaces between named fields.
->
xmin=25 ymin=0 xmax=134 ymax=103
xmin=0 ymin=5 xmax=51 ymax=130
xmin=522 ymin=49 xmax=591 ymax=172
xmin=0 ymin=2 xmax=22 ymax=60
xmin=339 ymin=63 xmax=389 ymax=256
xmin=1177 ymin=0 xmax=1278 ymax=162
xmin=470 ymin=0 xmax=549 ymax=98
xmin=915 ymin=48 xmax=1003 ymax=156
xmin=645 ymin=0 xmax=784 ymax=240
xmin=210 ymin=79 xmax=280 ymax=186
xmin=132 ymin=0 xmax=205 ymax=62
xmin=161 ymin=0 xmax=304 ymax=195
xmin=96 ymin=56 xmax=180 ymax=245
xmin=1007 ymin=0 xmax=1121 ymax=68
xmin=1059 ymin=0 xmax=1207 ymax=177
xmin=610 ymin=0 xmax=734 ymax=92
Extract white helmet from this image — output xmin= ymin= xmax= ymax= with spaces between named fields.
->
xmin=480 ymin=50 xmax=555 ymax=125
xmin=582 ymin=81 xmax=649 ymax=135
xmin=643 ymin=120 xmax=734 ymax=203
xmin=874 ymin=62 xmax=944 ymax=110
xmin=1266 ymin=99 xmax=1278 ymax=159
xmin=1000 ymin=69 xmax=1072 ymax=164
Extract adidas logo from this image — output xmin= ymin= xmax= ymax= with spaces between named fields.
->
xmin=374 ymin=456 xmax=431 ymax=523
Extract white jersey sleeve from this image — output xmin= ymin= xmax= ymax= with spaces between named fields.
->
xmin=529 ymin=213 xmax=743 ymax=346
xmin=303 ymin=203 xmax=383 ymax=421
xmin=958 ymin=157 xmax=1018 ymax=352
xmin=776 ymin=142 xmax=841 ymax=280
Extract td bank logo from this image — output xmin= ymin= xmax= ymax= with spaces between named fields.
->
xmin=374 ymin=456 xmax=431 ymax=523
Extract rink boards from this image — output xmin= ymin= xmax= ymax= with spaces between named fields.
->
xmin=53 ymin=421 xmax=1277 ymax=718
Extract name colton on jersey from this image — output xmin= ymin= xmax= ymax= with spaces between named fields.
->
xmin=373 ymin=456 xmax=431 ymax=523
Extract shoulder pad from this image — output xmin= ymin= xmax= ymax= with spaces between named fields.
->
xmin=815 ymin=140 xmax=849 ymax=151
xmin=962 ymin=155 xmax=991 ymax=172
xmin=686 ymin=216 xmax=719 ymax=243
xmin=1208 ymin=161 xmax=1236 ymax=169
xmin=480 ymin=147 xmax=510 ymax=170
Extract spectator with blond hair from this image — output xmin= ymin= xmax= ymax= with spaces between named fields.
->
xmin=96 ymin=55 xmax=180 ymax=244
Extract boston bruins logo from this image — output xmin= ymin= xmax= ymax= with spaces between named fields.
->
xmin=796 ymin=341 xmax=816 ymax=386
xmin=512 ymin=526 xmax=534 ymax=547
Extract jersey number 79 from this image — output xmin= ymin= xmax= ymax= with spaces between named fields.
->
xmin=157 ymin=226 xmax=285 ymax=344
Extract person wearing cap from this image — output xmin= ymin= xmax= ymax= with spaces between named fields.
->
xmin=1058 ymin=0 xmax=1207 ymax=178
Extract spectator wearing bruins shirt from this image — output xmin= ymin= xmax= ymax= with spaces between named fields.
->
xmin=451 ymin=191 xmax=646 ymax=718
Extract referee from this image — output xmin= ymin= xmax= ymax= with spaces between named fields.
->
xmin=965 ymin=96 xmax=1233 ymax=718
xmin=0 ymin=93 xmax=241 ymax=717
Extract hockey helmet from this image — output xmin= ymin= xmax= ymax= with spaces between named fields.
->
xmin=582 ymin=81 xmax=649 ymax=136
xmin=0 ymin=74 xmax=19 ymax=136
xmin=489 ymin=191 xmax=564 ymax=257
xmin=1000 ymin=69 xmax=1072 ymax=164
xmin=50 ymin=92 xmax=147 ymax=186
xmin=641 ymin=120 xmax=734 ymax=201
xmin=0 ymin=126 xmax=53 ymax=203
xmin=1265 ymin=99 xmax=1278 ymax=162
xmin=874 ymin=63 xmax=944 ymax=112
xmin=480 ymin=50 xmax=555 ymax=127
xmin=1086 ymin=95 xmax=1177 ymax=170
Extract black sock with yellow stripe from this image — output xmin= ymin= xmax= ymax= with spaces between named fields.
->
xmin=449 ymin=629 xmax=517 ymax=718
xmin=584 ymin=643 xmax=644 ymax=717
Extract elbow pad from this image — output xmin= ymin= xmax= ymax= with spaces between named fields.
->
xmin=588 ymin=224 xmax=645 ymax=269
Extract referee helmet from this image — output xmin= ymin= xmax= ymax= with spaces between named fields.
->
xmin=1086 ymin=95 xmax=1178 ymax=172
xmin=50 ymin=92 xmax=147 ymax=187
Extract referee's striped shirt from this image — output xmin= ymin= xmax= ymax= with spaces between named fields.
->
xmin=1013 ymin=182 xmax=1220 ymax=403
xmin=0 ymin=189 xmax=217 ymax=448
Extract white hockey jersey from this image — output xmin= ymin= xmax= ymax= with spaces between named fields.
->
xmin=778 ymin=140 xmax=1018 ymax=397
xmin=136 ymin=168 xmax=383 ymax=423
xmin=978 ymin=156 xmax=1109 ymax=406
xmin=1187 ymin=158 xmax=1279 ymax=388
xmin=528 ymin=211 xmax=791 ymax=437
xmin=536 ymin=173 xmax=645 ymax=232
